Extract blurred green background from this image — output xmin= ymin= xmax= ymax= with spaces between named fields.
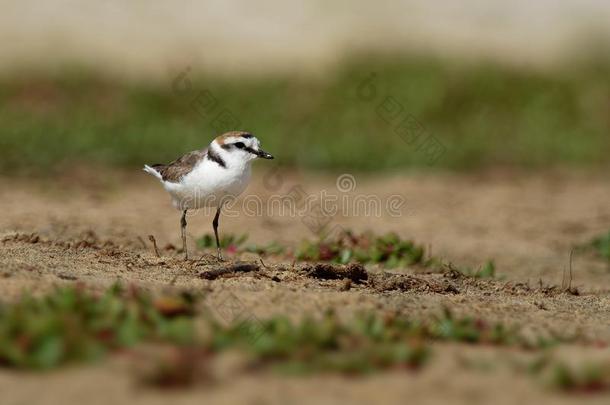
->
xmin=2 ymin=55 xmax=609 ymax=174
xmin=0 ymin=2 xmax=609 ymax=175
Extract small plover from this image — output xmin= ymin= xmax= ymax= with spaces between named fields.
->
xmin=144 ymin=131 xmax=274 ymax=260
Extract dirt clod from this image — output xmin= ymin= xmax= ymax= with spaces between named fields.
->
xmin=57 ymin=273 xmax=78 ymax=281
xmin=303 ymin=263 xmax=368 ymax=283
xmin=199 ymin=261 xmax=260 ymax=280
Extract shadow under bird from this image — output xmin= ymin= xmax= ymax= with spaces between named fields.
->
xmin=143 ymin=131 xmax=274 ymax=260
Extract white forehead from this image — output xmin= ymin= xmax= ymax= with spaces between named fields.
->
xmin=222 ymin=135 xmax=259 ymax=146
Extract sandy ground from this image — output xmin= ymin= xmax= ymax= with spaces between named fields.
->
xmin=0 ymin=169 xmax=609 ymax=404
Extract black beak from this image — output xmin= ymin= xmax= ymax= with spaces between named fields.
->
xmin=255 ymin=149 xmax=274 ymax=159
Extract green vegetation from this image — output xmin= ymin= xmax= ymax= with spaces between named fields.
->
xmin=1 ymin=54 xmax=609 ymax=174
xmin=589 ymin=231 xmax=610 ymax=263
xmin=196 ymin=233 xmax=285 ymax=256
xmin=445 ymin=260 xmax=498 ymax=279
xmin=196 ymin=231 xmax=500 ymax=273
xmin=211 ymin=311 xmax=431 ymax=374
xmin=211 ymin=307 xmax=541 ymax=376
xmin=196 ymin=230 xmax=428 ymax=268
xmin=576 ymin=230 xmax=610 ymax=269
xmin=0 ymin=284 xmax=544 ymax=374
xmin=0 ymin=284 xmax=197 ymax=369
xmin=197 ymin=233 xmax=248 ymax=251
xmin=1 ymin=284 xmax=602 ymax=393
xmin=549 ymin=361 xmax=610 ymax=393
xmin=296 ymin=231 xmax=427 ymax=268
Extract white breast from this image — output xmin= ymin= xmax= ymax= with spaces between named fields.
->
xmin=162 ymin=158 xmax=251 ymax=210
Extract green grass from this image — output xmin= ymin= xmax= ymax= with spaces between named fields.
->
xmin=1 ymin=54 xmax=609 ymax=174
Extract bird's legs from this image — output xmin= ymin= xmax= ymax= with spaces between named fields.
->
xmin=213 ymin=206 xmax=224 ymax=261
xmin=180 ymin=209 xmax=188 ymax=260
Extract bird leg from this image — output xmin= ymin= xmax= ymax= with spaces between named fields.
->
xmin=213 ymin=206 xmax=224 ymax=261
xmin=180 ymin=209 xmax=188 ymax=260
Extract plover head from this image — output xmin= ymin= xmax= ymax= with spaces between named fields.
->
xmin=211 ymin=131 xmax=274 ymax=166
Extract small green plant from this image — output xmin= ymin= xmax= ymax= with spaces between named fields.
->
xmin=244 ymin=241 xmax=286 ymax=256
xmin=446 ymin=260 xmax=497 ymax=279
xmin=589 ymin=231 xmax=610 ymax=262
xmin=197 ymin=233 xmax=285 ymax=256
xmin=477 ymin=261 xmax=496 ymax=278
xmin=549 ymin=362 xmax=610 ymax=393
xmin=296 ymin=231 xmax=427 ymax=268
xmin=432 ymin=308 xmax=518 ymax=345
xmin=197 ymin=233 xmax=248 ymax=251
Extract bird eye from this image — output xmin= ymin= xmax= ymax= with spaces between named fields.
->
xmin=234 ymin=142 xmax=245 ymax=149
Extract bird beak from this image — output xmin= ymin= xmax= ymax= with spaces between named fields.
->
xmin=255 ymin=149 xmax=274 ymax=159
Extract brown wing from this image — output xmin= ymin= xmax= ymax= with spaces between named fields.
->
xmin=150 ymin=148 xmax=207 ymax=183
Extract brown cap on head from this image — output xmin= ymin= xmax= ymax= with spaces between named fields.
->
xmin=214 ymin=131 xmax=253 ymax=145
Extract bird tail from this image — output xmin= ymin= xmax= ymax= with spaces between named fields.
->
xmin=143 ymin=164 xmax=163 ymax=181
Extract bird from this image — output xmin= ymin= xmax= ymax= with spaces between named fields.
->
xmin=143 ymin=131 xmax=274 ymax=260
